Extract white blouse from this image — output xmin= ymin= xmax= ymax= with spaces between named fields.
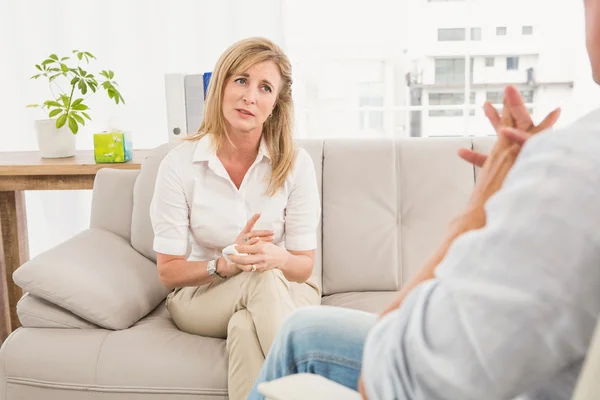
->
xmin=149 ymin=135 xmax=321 ymax=262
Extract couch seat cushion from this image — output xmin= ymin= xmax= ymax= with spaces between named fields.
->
xmin=321 ymin=291 xmax=397 ymax=314
xmin=0 ymin=302 xmax=228 ymax=398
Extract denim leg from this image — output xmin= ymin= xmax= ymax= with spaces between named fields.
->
xmin=247 ymin=305 xmax=377 ymax=400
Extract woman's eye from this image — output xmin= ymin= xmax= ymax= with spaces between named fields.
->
xmin=262 ymin=85 xmax=272 ymax=93
xmin=234 ymin=77 xmax=246 ymax=84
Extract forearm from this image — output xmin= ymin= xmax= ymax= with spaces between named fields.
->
xmin=278 ymin=252 xmax=313 ymax=283
xmin=159 ymin=259 xmax=216 ymax=289
xmin=381 ymin=210 xmax=483 ymax=317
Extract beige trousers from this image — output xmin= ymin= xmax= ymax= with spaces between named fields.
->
xmin=166 ymin=269 xmax=320 ymax=400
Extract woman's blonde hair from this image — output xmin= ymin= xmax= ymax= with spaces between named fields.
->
xmin=187 ymin=37 xmax=296 ymax=196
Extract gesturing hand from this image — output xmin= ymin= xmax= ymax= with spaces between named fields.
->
xmin=228 ymin=242 xmax=290 ymax=273
xmin=458 ymin=85 xmax=561 ymax=167
xmin=234 ymin=213 xmax=275 ymax=246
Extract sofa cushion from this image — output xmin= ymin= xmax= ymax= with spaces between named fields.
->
xmin=17 ymin=293 xmax=98 ymax=329
xmin=13 ymin=228 xmax=170 ymax=330
xmin=321 ymin=291 xmax=397 ymax=314
xmin=0 ymin=302 xmax=228 ymax=399
xmin=321 ymin=137 xmax=475 ymax=295
xmin=131 ymin=143 xmax=174 ymax=262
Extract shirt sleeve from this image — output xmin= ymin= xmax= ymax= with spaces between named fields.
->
xmin=361 ymin=130 xmax=600 ymax=400
xmin=284 ymin=148 xmax=321 ymax=251
xmin=149 ymin=153 xmax=190 ymax=256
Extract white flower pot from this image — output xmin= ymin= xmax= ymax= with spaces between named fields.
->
xmin=35 ymin=119 xmax=76 ymax=158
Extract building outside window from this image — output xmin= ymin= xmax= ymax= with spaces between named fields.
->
xmin=438 ymin=28 xmax=466 ymax=41
xmin=507 ymin=56 xmax=520 ymax=70
xmin=496 ymin=26 xmax=507 ymax=36
xmin=522 ymin=26 xmax=533 ymax=35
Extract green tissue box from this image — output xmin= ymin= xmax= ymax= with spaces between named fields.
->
xmin=93 ymin=131 xmax=133 ymax=163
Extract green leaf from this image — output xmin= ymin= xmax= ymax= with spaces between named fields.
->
xmin=35 ymin=64 xmax=42 ymax=71
xmin=108 ymin=70 xmax=114 ymax=79
xmin=60 ymin=57 xmax=69 ymax=61
xmin=77 ymin=53 xmax=83 ymax=60
xmin=89 ymin=83 xmax=97 ymax=93
xmin=30 ymin=74 xmax=41 ymax=79
xmin=68 ymin=116 xmax=78 ymax=134
xmin=81 ymin=111 xmax=91 ymax=120
xmin=71 ymin=98 xmax=84 ymax=107
xmin=60 ymin=95 xmax=70 ymax=107
xmin=26 ymin=104 xmax=39 ymax=108
xmin=56 ymin=114 xmax=67 ymax=128
xmin=41 ymin=59 xmax=54 ymax=65
xmin=70 ymin=77 xmax=80 ymax=85
xmin=107 ymin=89 xmax=114 ymax=99
xmin=84 ymin=51 xmax=96 ymax=59
xmin=60 ymin=63 xmax=68 ymax=73
xmin=48 ymin=108 xmax=62 ymax=118
xmin=72 ymin=49 xmax=78 ymax=54
xmin=49 ymin=54 xmax=58 ymax=61
xmin=100 ymin=70 xmax=109 ymax=79
xmin=72 ymin=113 xmax=85 ymax=125
xmin=78 ymin=80 xmax=88 ymax=95
xmin=49 ymin=73 xmax=61 ymax=81
xmin=72 ymin=103 xmax=89 ymax=111
xmin=44 ymin=100 xmax=62 ymax=108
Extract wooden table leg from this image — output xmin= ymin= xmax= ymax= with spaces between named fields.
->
xmin=0 ymin=191 xmax=29 ymax=342
xmin=0 ymin=221 xmax=10 ymax=344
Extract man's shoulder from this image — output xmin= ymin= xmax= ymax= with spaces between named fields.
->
xmin=525 ymin=109 xmax=600 ymax=162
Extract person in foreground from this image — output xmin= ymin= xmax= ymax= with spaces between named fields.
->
xmin=149 ymin=37 xmax=321 ymax=400
xmin=248 ymin=1 xmax=600 ymax=399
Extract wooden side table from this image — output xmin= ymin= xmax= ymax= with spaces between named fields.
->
xmin=0 ymin=150 xmax=152 ymax=344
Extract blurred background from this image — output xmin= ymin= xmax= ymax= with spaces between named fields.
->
xmin=0 ymin=0 xmax=595 ymax=257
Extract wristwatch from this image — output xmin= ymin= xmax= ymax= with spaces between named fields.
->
xmin=207 ymin=258 xmax=225 ymax=280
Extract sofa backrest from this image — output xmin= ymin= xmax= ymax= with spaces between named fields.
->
xmin=93 ymin=136 xmax=495 ymax=296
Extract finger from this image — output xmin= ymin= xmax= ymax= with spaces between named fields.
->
xmin=228 ymin=254 xmax=263 ymax=265
xmin=235 ymin=243 xmax=263 ymax=254
xmin=235 ymin=263 xmax=253 ymax=272
xmin=531 ymin=108 xmax=561 ymax=134
xmin=241 ymin=213 xmax=261 ymax=234
xmin=483 ymin=102 xmax=501 ymax=131
xmin=504 ymin=85 xmax=533 ymax=131
xmin=246 ymin=230 xmax=274 ymax=238
xmin=500 ymin=93 xmax=516 ymax=128
xmin=245 ymin=237 xmax=260 ymax=245
xmin=498 ymin=127 xmax=532 ymax=146
xmin=458 ymin=148 xmax=487 ymax=168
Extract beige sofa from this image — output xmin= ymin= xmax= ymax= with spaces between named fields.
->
xmin=0 ymin=137 xmax=497 ymax=399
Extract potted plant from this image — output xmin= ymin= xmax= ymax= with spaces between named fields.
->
xmin=27 ymin=50 xmax=125 ymax=158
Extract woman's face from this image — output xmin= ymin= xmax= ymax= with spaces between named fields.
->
xmin=222 ymin=60 xmax=282 ymax=135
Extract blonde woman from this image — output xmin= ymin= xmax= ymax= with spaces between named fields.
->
xmin=149 ymin=37 xmax=321 ymax=400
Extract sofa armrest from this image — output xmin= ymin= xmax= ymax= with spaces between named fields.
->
xmin=13 ymin=228 xmax=170 ymax=330
xmin=91 ymin=168 xmax=140 ymax=241
xmin=258 ymin=374 xmax=362 ymax=400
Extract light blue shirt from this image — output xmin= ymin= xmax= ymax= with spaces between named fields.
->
xmin=362 ymin=109 xmax=600 ymax=400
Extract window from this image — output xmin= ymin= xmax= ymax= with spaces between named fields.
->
xmin=486 ymin=89 xmax=534 ymax=104
xmin=507 ymin=56 xmax=520 ymax=70
xmin=438 ymin=28 xmax=466 ymax=41
xmin=522 ymin=26 xmax=533 ymax=35
xmin=521 ymin=90 xmax=534 ymax=103
xmin=486 ymin=91 xmax=504 ymax=104
xmin=359 ymin=82 xmax=384 ymax=132
xmin=485 ymin=57 xmax=495 ymax=67
xmin=428 ymin=92 xmax=476 ymax=117
xmin=470 ymin=27 xmax=482 ymax=41
xmin=434 ymin=58 xmax=465 ymax=84
xmin=496 ymin=27 xmax=507 ymax=36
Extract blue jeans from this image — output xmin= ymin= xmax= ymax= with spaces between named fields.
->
xmin=247 ymin=305 xmax=377 ymax=400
